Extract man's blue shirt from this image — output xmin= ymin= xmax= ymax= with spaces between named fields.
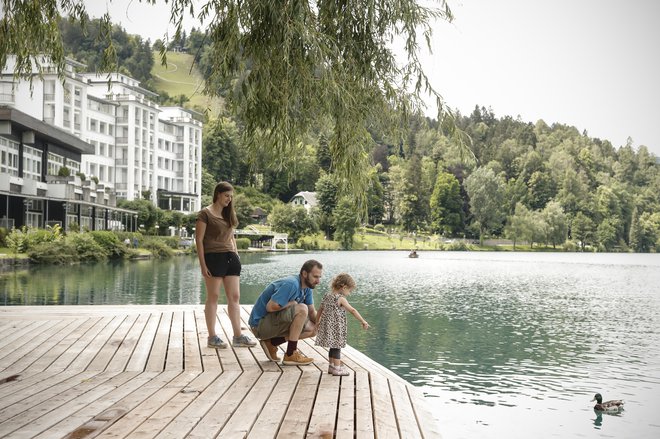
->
xmin=249 ymin=275 xmax=314 ymax=327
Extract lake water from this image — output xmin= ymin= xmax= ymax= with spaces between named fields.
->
xmin=2 ymin=251 xmax=660 ymax=439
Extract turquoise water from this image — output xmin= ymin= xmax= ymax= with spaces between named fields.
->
xmin=2 ymin=251 xmax=660 ymax=438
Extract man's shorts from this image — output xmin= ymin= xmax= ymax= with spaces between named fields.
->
xmin=204 ymin=252 xmax=241 ymax=277
xmin=251 ymin=306 xmax=308 ymax=340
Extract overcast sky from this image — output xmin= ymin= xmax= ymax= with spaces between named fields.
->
xmin=85 ymin=0 xmax=660 ymax=156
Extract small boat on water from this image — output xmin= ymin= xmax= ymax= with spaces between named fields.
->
xmin=408 ymin=251 xmax=418 ymax=258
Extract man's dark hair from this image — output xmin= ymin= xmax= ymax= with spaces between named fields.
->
xmin=300 ymin=259 xmax=323 ymax=277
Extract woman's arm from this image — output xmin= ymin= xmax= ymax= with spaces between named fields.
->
xmin=195 ymin=219 xmax=209 ymax=277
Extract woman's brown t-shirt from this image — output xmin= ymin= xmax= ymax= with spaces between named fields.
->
xmin=197 ymin=207 xmax=235 ymax=253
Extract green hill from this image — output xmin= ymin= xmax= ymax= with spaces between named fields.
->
xmin=151 ymin=51 xmax=223 ymax=115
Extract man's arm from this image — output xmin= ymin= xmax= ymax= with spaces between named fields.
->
xmin=266 ymin=299 xmax=297 ymax=312
xmin=307 ymin=304 xmax=318 ymax=324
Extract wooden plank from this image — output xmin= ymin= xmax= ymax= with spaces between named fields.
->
xmin=0 ymin=320 xmax=47 ymax=351
xmin=246 ymin=368 xmax=301 ymax=439
xmin=0 ymin=371 xmax=119 ymax=436
xmin=96 ymin=371 xmax=199 ymax=439
xmin=0 ymin=370 xmax=81 ymax=411
xmin=276 ymin=368 xmax=321 ymax=438
xmin=126 ymin=313 xmax=161 ymax=372
xmin=67 ymin=315 xmax=126 ymax=372
xmin=407 ymin=388 xmax=444 ymax=439
xmin=0 ymin=318 xmax=75 ymax=371
xmin=193 ymin=308 xmax=222 ymax=371
xmin=307 ymin=372 xmax=341 ymax=438
xmin=218 ymin=370 xmax=281 ymax=438
xmin=370 ymin=371 xmax=399 ymax=439
xmin=186 ymin=370 xmax=261 ymax=439
xmin=46 ymin=316 xmax=114 ymax=373
xmin=106 ymin=312 xmax=152 ymax=372
xmin=87 ymin=314 xmax=139 ymax=371
xmin=131 ymin=370 xmax=220 ymax=438
xmin=165 ymin=311 xmax=184 ymax=371
xmin=154 ymin=370 xmax=240 ymax=439
xmin=19 ymin=317 xmax=95 ymax=375
xmin=183 ymin=310 xmax=202 ymax=371
xmin=355 ymin=370 xmax=375 ymax=438
xmin=218 ymin=307 xmax=258 ymax=370
xmin=145 ymin=312 xmax=172 ymax=372
xmin=389 ymin=379 xmax=423 ymax=439
xmin=12 ymin=372 xmax=135 ymax=439
xmin=30 ymin=371 xmax=159 ymax=439
xmin=0 ymin=370 xmax=100 ymax=422
xmin=211 ymin=312 xmax=240 ymax=373
xmin=335 ymin=369 xmax=356 ymax=439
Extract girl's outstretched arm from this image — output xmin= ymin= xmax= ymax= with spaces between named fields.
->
xmin=338 ymin=297 xmax=370 ymax=329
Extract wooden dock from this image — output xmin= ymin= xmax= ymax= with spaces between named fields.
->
xmin=0 ymin=305 xmax=441 ymax=438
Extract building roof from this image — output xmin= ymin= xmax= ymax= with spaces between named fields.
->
xmin=290 ymin=191 xmax=317 ymax=207
xmin=0 ymin=106 xmax=94 ymax=154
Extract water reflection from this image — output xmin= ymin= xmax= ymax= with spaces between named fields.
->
xmin=593 ymin=408 xmax=625 ymax=429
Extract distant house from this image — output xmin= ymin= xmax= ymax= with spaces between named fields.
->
xmin=289 ymin=191 xmax=317 ymax=214
xmin=251 ymin=207 xmax=267 ymax=223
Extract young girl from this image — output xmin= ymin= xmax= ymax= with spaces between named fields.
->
xmin=196 ymin=181 xmax=256 ymax=349
xmin=315 ymin=273 xmax=370 ymax=376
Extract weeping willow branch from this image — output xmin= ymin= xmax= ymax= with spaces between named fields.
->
xmin=0 ymin=0 xmax=471 ymax=217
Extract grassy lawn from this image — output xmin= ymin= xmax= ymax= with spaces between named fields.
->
xmin=151 ymin=51 xmax=223 ymax=114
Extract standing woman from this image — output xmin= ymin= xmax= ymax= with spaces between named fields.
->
xmin=196 ymin=181 xmax=256 ymax=349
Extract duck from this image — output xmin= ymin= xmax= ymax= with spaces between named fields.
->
xmin=591 ymin=393 xmax=624 ymax=411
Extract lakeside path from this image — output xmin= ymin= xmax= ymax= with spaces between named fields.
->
xmin=0 ymin=305 xmax=441 ymax=438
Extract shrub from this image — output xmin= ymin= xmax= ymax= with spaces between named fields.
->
xmin=236 ymin=237 xmax=250 ymax=250
xmin=0 ymin=227 xmax=7 ymax=247
xmin=66 ymin=232 xmax=109 ymax=262
xmin=25 ymin=224 xmax=63 ymax=249
xmin=296 ymin=236 xmax=318 ymax=250
xmin=89 ymin=231 xmax=127 ymax=259
xmin=163 ymin=236 xmax=179 ymax=249
xmin=28 ymin=241 xmax=78 ymax=264
xmin=141 ymin=237 xmax=174 ymax=258
xmin=6 ymin=228 xmax=28 ymax=254
xmin=374 ymin=224 xmax=385 ymax=232
xmin=444 ymin=240 xmax=470 ymax=251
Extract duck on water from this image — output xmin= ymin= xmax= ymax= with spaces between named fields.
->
xmin=591 ymin=393 xmax=624 ymax=412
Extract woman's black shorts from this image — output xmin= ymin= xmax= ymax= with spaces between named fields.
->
xmin=204 ymin=252 xmax=241 ymax=277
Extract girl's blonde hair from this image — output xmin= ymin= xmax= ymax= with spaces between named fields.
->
xmin=331 ymin=273 xmax=356 ymax=291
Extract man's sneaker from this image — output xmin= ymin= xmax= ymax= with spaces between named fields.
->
xmin=260 ymin=339 xmax=281 ymax=362
xmin=282 ymin=350 xmax=314 ymax=366
xmin=208 ymin=335 xmax=228 ymax=349
xmin=233 ymin=334 xmax=257 ymax=347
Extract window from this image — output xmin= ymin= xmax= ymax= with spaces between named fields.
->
xmin=0 ymin=137 xmax=20 ymax=176
xmin=47 ymin=152 xmax=64 ymax=175
xmin=22 ymin=145 xmax=43 ymax=181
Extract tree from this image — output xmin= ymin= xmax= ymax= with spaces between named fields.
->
xmin=465 ymin=167 xmax=506 ymax=245
xmin=571 ymin=212 xmax=595 ymax=251
xmin=505 ymin=203 xmax=531 ymax=250
xmin=333 ymin=197 xmax=360 ymax=250
xmin=366 ymin=168 xmax=385 ymax=226
xmin=629 ymin=210 xmax=659 ymax=253
xmin=541 ymin=201 xmax=567 ymax=249
xmin=430 ymin=171 xmax=464 ymax=236
xmin=268 ymin=203 xmax=317 ymax=243
xmin=315 ymin=173 xmax=338 ymax=239
xmin=1 ymin=0 xmax=459 ymax=211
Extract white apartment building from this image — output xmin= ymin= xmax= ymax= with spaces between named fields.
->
xmin=0 ymin=57 xmax=202 ymax=231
